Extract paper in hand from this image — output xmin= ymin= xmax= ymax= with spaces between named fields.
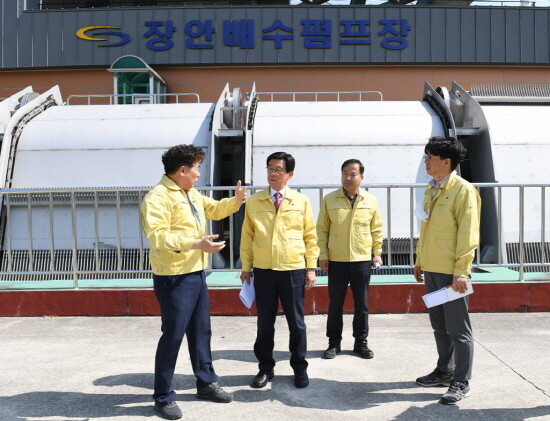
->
xmin=422 ymin=281 xmax=473 ymax=308
xmin=239 ymin=277 xmax=255 ymax=309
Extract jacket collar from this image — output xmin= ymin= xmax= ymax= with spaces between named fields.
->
xmin=160 ymin=175 xmax=198 ymax=196
xmin=335 ymin=187 xmax=366 ymax=199
xmin=446 ymin=171 xmax=460 ymax=187
xmin=160 ymin=175 xmax=182 ymax=191
xmin=259 ymin=186 xmax=296 ymax=201
xmin=427 ymin=171 xmax=458 ymax=191
xmin=427 ymin=172 xmax=461 ymax=205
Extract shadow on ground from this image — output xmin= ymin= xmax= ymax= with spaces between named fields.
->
xmin=3 ymin=374 xmax=550 ymax=421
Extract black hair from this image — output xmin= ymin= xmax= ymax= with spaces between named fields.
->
xmin=425 ymin=137 xmax=466 ymax=171
xmin=266 ymin=151 xmax=295 ymax=173
xmin=341 ymin=159 xmax=364 ymax=175
xmin=162 ymin=144 xmax=205 ymax=175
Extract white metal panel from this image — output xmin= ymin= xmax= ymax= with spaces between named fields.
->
xmin=490 ymin=149 xmax=550 ymax=244
xmin=11 ymin=103 xmax=215 ymax=188
xmin=483 ymin=105 xmax=550 ymax=183
xmin=253 ymin=101 xmax=440 ymax=147
xmin=252 ymin=100 xmax=442 ymax=185
xmin=483 ymin=106 xmax=549 ymax=146
xmin=483 ymin=105 xmax=550 ymax=243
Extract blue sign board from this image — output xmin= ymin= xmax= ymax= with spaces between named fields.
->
xmin=77 ymin=19 xmax=412 ymax=51
xmin=1 ymin=3 xmax=548 ymax=69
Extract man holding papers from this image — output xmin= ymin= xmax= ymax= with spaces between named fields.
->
xmin=240 ymin=152 xmax=319 ymax=389
xmin=413 ymin=137 xmax=481 ymax=405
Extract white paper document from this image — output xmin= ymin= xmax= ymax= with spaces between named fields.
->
xmin=422 ymin=282 xmax=474 ymax=308
xmin=239 ymin=277 xmax=255 ymax=309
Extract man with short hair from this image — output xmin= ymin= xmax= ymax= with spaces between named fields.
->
xmin=141 ymin=144 xmax=247 ymax=420
xmin=240 ymin=151 xmax=319 ymax=389
xmin=317 ymin=159 xmax=383 ymax=360
xmin=414 ymin=136 xmax=481 ymax=405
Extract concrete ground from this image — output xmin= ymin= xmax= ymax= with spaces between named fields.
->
xmin=1 ymin=313 xmax=549 ymax=421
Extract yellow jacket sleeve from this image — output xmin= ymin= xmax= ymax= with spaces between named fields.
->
xmin=303 ymin=197 xmax=320 ymax=268
xmin=415 ymin=232 xmax=423 ymax=268
xmin=453 ymin=186 xmax=481 ymax=277
xmin=415 ymin=190 xmax=428 ymax=268
xmin=201 ymin=194 xmax=240 ymax=221
xmin=239 ymin=201 xmax=255 ymax=272
xmin=370 ymin=200 xmax=384 ymax=257
xmin=316 ymin=196 xmax=330 ymax=261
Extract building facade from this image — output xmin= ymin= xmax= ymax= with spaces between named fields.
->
xmin=1 ymin=1 xmax=549 ymax=101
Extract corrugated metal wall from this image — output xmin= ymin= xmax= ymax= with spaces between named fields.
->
xmin=1 ymin=2 xmax=549 ymax=69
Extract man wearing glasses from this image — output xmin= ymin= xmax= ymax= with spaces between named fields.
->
xmin=414 ymin=137 xmax=481 ymax=405
xmin=240 ymin=151 xmax=319 ymax=389
xmin=316 ymin=159 xmax=384 ymax=360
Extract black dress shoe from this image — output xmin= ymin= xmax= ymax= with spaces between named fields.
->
xmin=323 ymin=345 xmax=341 ymax=359
xmin=251 ymin=370 xmax=274 ymax=388
xmin=353 ymin=340 xmax=374 ymax=359
xmin=294 ymin=369 xmax=309 ymax=388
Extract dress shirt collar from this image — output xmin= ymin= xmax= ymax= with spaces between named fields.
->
xmin=270 ymin=186 xmax=287 ymax=200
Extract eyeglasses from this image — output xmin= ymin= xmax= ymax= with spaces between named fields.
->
xmin=423 ymin=154 xmax=445 ymax=161
xmin=266 ymin=167 xmax=286 ymax=175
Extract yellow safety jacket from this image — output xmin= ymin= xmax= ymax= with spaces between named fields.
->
xmin=240 ymin=188 xmax=319 ymax=271
xmin=317 ymin=188 xmax=383 ymax=262
xmin=140 ymin=175 xmax=240 ymax=275
xmin=415 ymin=171 xmax=481 ymax=277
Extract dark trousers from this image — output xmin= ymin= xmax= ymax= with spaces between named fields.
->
xmin=425 ymin=271 xmax=474 ymax=382
xmin=253 ymin=268 xmax=308 ymax=373
xmin=153 ymin=271 xmax=218 ymax=405
xmin=326 ymin=261 xmax=372 ymax=345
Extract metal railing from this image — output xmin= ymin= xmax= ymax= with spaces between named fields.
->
xmin=254 ymin=91 xmax=384 ymax=102
xmin=0 ymin=182 xmax=548 ymax=289
xmin=65 ymin=93 xmax=201 ymax=105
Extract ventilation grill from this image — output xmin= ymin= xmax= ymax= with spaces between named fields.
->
xmin=316 ymin=238 xmax=418 ymax=277
xmin=469 ymin=83 xmax=550 ymax=104
xmin=378 ymin=237 xmax=419 ymax=275
xmin=1 ymin=238 xmax=425 ymax=282
xmin=506 ymin=242 xmax=550 ymax=273
xmin=6 ymin=190 xmax=143 ymax=206
xmin=0 ymin=249 xmax=151 ymax=281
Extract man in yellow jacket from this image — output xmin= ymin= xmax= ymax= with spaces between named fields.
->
xmin=317 ymin=159 xmax=383 ymax=360
xmin=141 ymin=144 xmax=247 ymax=420
xmin=414 ymin=137 xmax=481 ymax=406
xmin=240 ymin=151 xmax=319 ymax=389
